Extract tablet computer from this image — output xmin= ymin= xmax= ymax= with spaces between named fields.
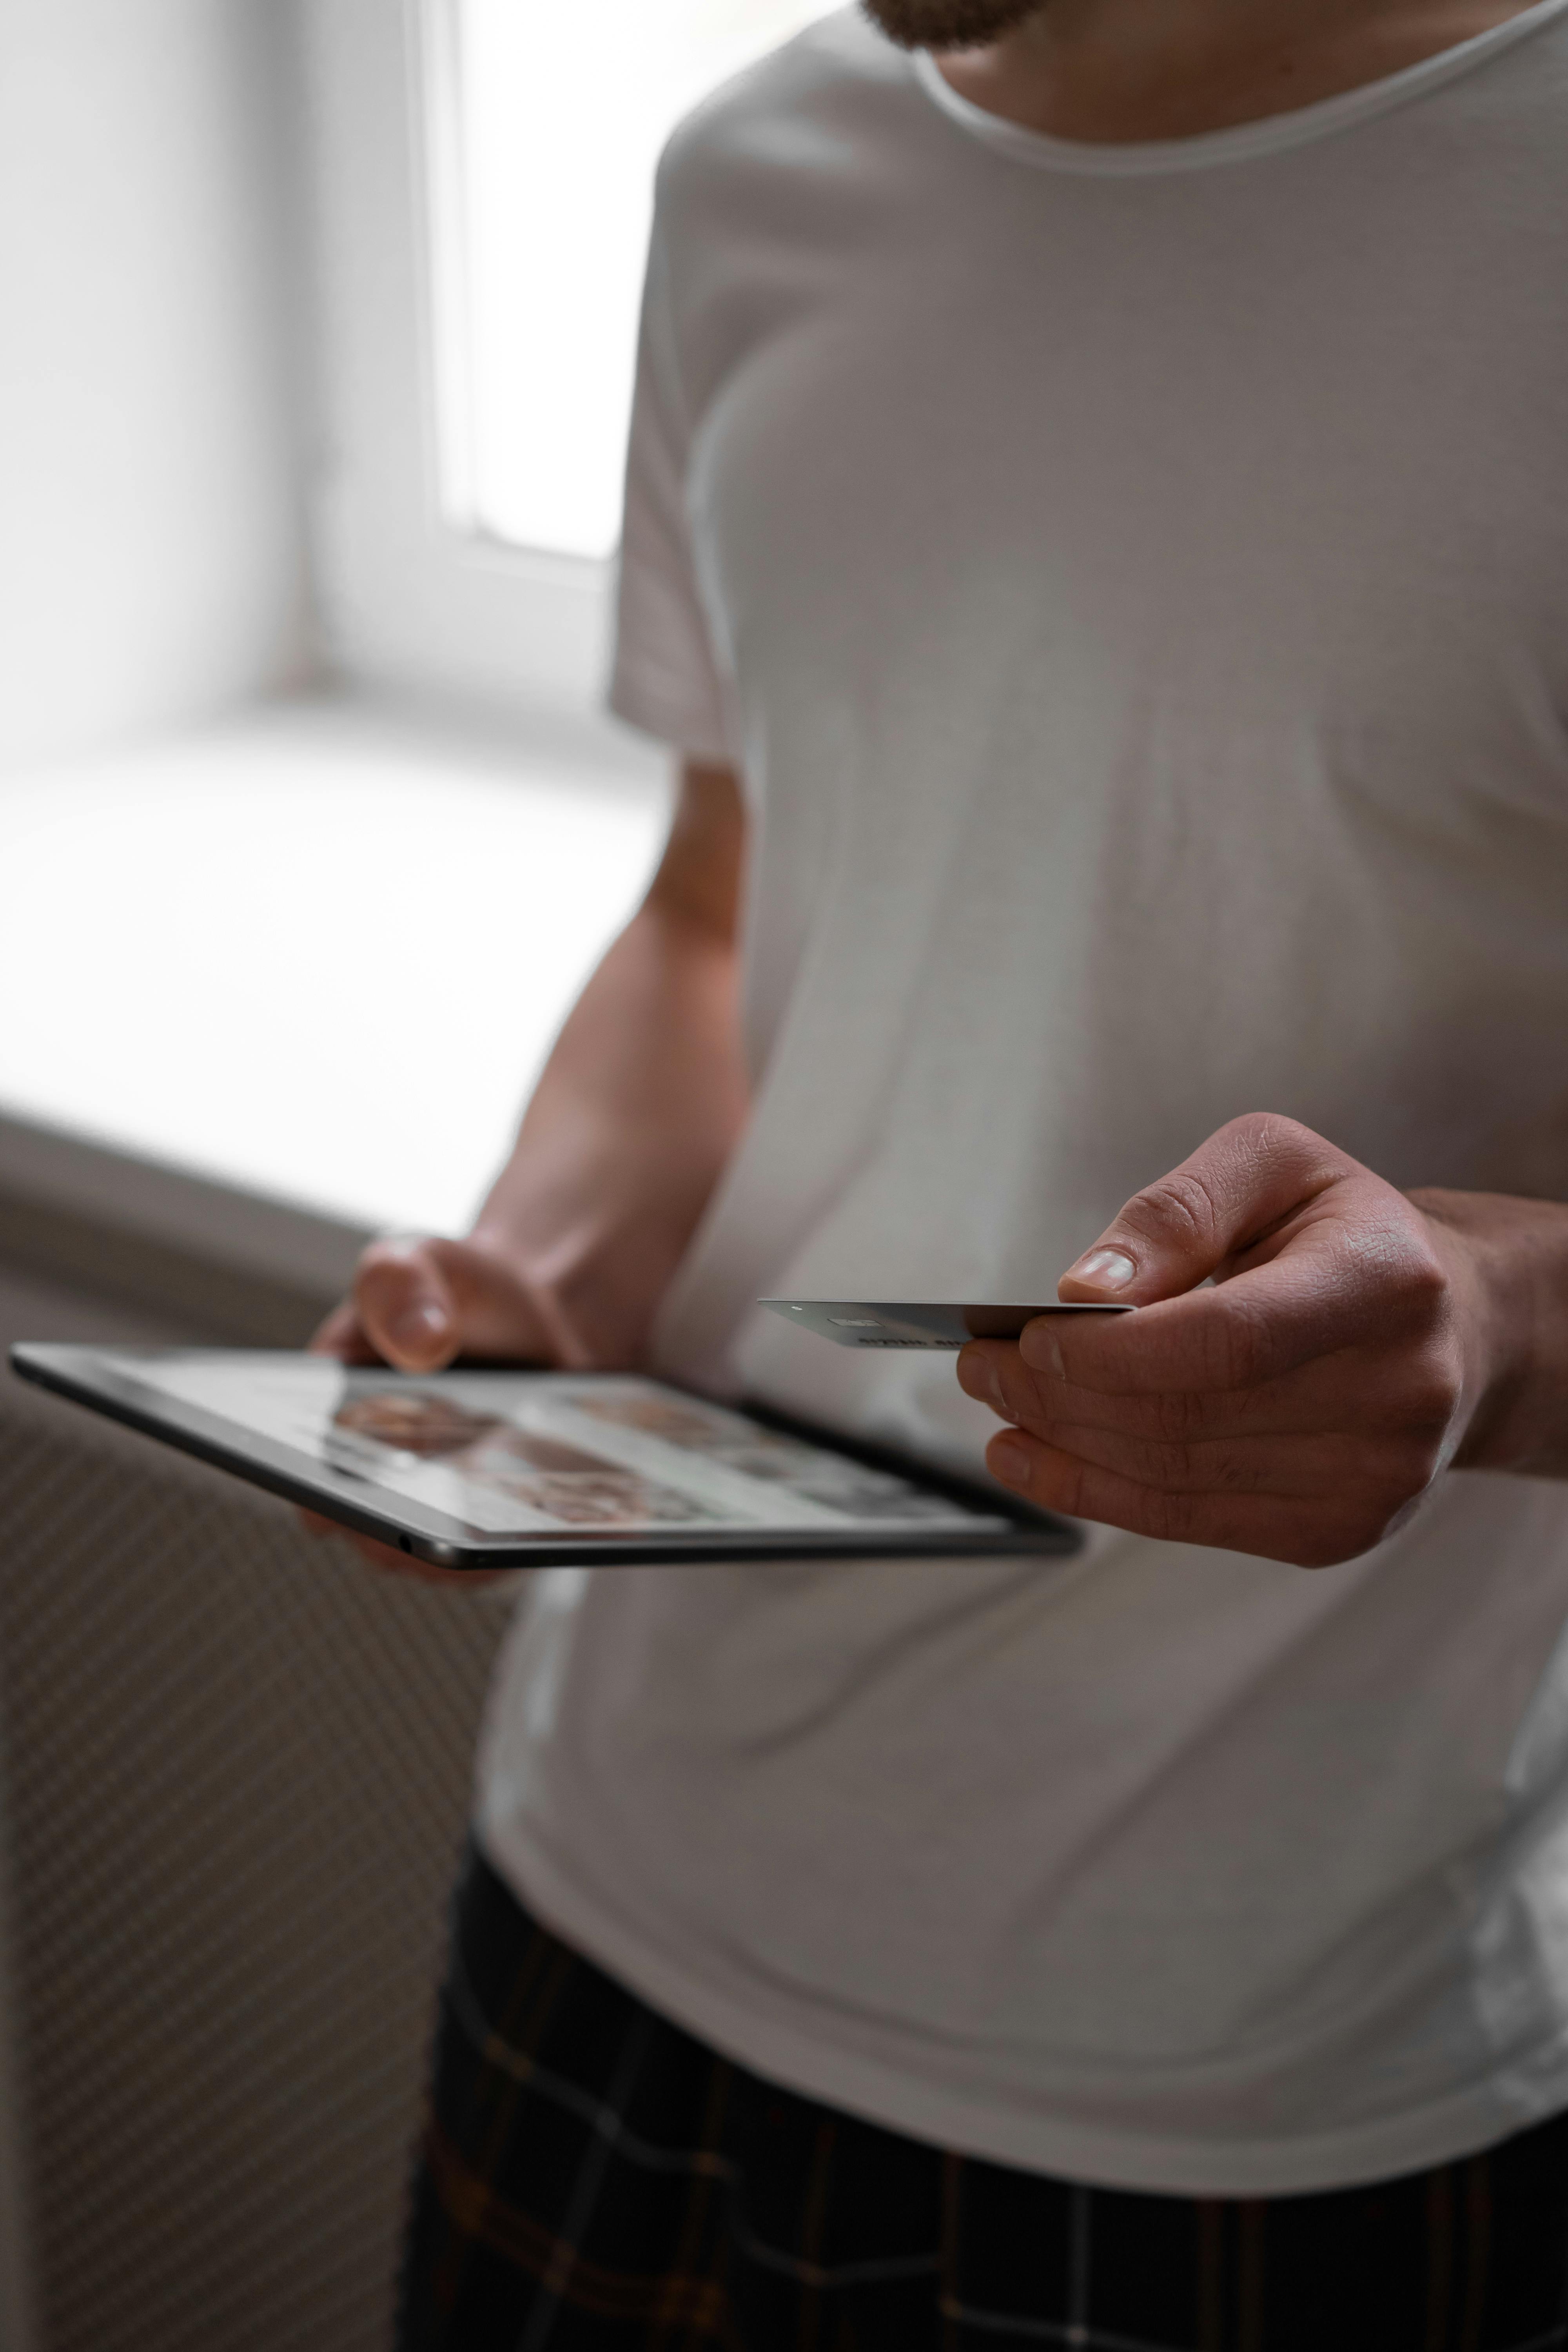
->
xmin=9 ymin=1346 xmax=1079 ymax=1572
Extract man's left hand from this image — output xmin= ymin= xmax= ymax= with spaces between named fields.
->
xmin=956 ymin=1113 xmax=1524 ymax=1567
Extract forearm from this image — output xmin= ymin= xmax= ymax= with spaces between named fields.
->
xmin=1412 ymin=1189 xmax=1568 ymax=1478
xmin=472 ymin=879 xmax=747 ymax=1365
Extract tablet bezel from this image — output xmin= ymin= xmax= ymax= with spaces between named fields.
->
xmin=9 ymin=1345 xmax=1080 ymax=1570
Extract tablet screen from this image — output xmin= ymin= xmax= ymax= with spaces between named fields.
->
xmin=114 ymin=1355 xmax=1011 ymax=1542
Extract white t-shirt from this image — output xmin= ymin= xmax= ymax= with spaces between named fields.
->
xmin=477 ymin=0 xmax=1568 ymax=2195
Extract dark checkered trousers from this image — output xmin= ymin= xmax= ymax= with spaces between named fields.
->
xmin=395 ymin=1845 xmax=1568 ymax=2352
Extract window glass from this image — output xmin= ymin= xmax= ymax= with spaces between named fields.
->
xmin=448 ymin=0 xmax=828 ymax=561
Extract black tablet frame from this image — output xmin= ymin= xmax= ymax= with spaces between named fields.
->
xmin=9 ymin=1345 xmax=1080 ymax=1570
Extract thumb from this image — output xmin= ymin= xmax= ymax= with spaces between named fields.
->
xmin=1056 ymin=1113 xmax=1353 ymax=1304
xmin=352 ymin=1238 xmax=462 ymax=1371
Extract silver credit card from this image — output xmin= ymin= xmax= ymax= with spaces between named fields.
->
xmin=759 ymin=1300 xmax=1135 ymax=1350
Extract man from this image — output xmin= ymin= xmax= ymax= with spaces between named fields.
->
xmin=327 ymin=0 xmax=1568 ymax=2339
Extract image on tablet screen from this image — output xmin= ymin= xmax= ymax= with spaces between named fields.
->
xmin=111 ymin=1357 xmax=1009 ymax=1541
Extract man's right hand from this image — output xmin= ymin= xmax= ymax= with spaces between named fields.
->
xmin=312 ymin=1232 xmax=593 ymax=1377
xmin=301 ymin=1234 xmax=591 ymax=1583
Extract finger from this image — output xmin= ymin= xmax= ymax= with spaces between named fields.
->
xmin=298 ymin=1508 xmax=512 ymax=1583
xmin=969 ymin=1282 xmax=1318 ymax=1398
xmin=1056 ymin=1112 xmax=1356 ymax=1304
xmin=296 ymin=1503 xmax=515 ymax=1586
xmin=960 ymin=1330 xmax=1428 ymax=1439
xmin=422 ymin=1238 xmax=591 ymax=1369
xmin=984 ymin=1428 xmax=1369 ymax=1568
xmin=308 ymin=1300 xmax=383 ymax=1365
xmin=355 ymin=1236 xmax=586 ymax=1371
xmin=1024 ymin=1252 xmax=1407 ymax=1397
xmin=303 ymin=1515 xmax=505 ymax=1590
xmin=334 ymin=1525 xmax=512 ymax=1587
xmin=353 ymin=1240 xmax=464 ymax=1371
xmin=296 ymin=1494 xmax=432 ymax=1568
xmin=1000 ymin=1415 xmax=1421 ymax=1504
xmin=961 ymin=1332 xmax=1286 ymax=1436
xmin=958 ymin=1340 xmax=1425 ymax=1497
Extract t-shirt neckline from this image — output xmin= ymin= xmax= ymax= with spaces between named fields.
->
xmin=911 ymin=0 xmax=1568 ymax=175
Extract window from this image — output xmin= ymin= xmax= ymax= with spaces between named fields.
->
xmin=307 ymin=0 xmax=823 ymax=740
xmin=438 ymin=0 xmax=828 ymax=562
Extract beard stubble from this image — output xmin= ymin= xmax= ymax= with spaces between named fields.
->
xmin=859 ymin=0 xmax=1046 ymax=49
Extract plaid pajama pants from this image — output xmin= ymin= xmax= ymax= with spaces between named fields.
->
xmin=395 ymin=1845 xmax=1568 ymax=2352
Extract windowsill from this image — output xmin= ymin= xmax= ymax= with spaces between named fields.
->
xmin=0 ymin=690 xmax=669 ymax=1303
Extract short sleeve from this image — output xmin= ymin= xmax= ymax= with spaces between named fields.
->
xmin=606 ymin=210 xmax=740 ymax=768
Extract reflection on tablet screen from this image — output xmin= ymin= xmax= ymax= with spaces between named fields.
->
xmin=114 ymin=1358 xmax=1010 ymax=1541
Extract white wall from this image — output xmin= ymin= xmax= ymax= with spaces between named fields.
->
xmin=0 ymin=0 xmax=313 ymax=773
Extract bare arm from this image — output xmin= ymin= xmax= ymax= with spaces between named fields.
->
xmin=318 ymin=758 xmax=748 ymax=1375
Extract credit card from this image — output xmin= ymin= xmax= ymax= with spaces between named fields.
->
xmin=759 ymin=1300 xmax=1135 ymax=1350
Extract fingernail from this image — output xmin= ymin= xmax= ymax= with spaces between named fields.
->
xmin=1064 ymin=1247 xmax=1136 ymax=1291
xmin=1020 ymin=1322 xmax=1066 ymax=1378
xmin=990 ymin=1434 xmax=1032 ymax=1486
xmin=958 ymin=1353 xmax=1004 ymax=1412
xmin=394 ymin=1303 xmax=449 ymax=1345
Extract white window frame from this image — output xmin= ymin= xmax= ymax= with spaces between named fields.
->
xmin=300 ymin=0 xmax=635 ymax=760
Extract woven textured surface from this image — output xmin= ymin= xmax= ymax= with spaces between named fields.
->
xmin=0 ymin=1375 xmax=514 ymax=2352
